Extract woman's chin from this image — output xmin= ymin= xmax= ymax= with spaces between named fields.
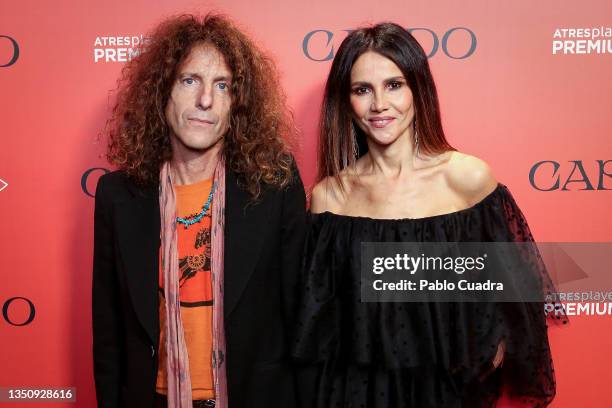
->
xmin=366 ymin=132 xmax=402 ymax=148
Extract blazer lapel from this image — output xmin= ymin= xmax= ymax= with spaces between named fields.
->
xmin=224 ymin=166 xmax=271 ymax=319
xmin=114 ymin=181 xmax=160 ymax=345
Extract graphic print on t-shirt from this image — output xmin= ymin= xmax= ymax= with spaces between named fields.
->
xmin=176 ymin=222 xmax=213 ymax=307
xmin=158 ymin=179 xmax=214 ymax=307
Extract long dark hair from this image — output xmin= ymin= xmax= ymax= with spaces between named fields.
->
xmin=106 ymin=14 xmax=294 ymax=199
xmin=317 ymin=22 xmax=454 ymax=186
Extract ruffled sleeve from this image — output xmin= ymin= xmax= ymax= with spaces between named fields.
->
xmin=292 ymin=215 xmax=343 ymax=363
xmin=492 ymin=186 xmax=567 ymax=406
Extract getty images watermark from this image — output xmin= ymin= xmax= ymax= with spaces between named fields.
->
xmin=361 ymin=242 xmax=612 ymax=304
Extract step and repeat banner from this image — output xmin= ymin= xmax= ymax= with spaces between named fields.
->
xmin=1 ymin=0 xmax=610 ymax=406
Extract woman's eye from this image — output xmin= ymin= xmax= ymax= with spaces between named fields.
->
xmin=352 ymin=87 xmax=369 ymax=95
xmin=388 ymin=81 xmax=402 ymax=89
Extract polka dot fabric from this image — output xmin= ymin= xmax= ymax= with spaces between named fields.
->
xmin=292 ymin=184 xmax=565 ymax=408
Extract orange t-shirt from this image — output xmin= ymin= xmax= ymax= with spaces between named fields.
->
xmin=156 ymin=177 xmax=215 ymax=399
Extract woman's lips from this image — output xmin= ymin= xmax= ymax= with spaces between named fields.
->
xmin=368 ymin=117 xmax=394 ymax=128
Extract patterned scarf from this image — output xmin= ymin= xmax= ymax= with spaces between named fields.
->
xmin=159 ymin=157 xmax=228 ymax=408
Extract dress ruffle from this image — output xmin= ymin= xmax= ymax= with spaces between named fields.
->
xmin=292 ymin=184 xmax=565 ymax=408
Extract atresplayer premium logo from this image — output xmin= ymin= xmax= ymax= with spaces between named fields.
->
xmin=552 ymin=26 xmax=612 ymax=55
xmin=0 ymin=35 xmax=19 ymax=67
xmin=302 ymin=27 xmax=477 ymax=61
xmin=529 ymin=160 xmax=612 ymax=191
xmin=93 ymin=35 xmax=147 ymax=63
xmin=2 ymin=297 xmax=35 ymax=326
xmin=82 ymin=167 xmax=110 ymax=197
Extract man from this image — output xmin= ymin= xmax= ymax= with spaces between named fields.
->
xmin=92 ymin=14 xmax=309 ymax=408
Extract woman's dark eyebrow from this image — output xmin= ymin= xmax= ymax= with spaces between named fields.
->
xmin=351 ymin=76 xmax=405 ymax=86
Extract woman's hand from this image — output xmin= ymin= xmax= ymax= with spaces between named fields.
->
xmin=492 ymin=340 xmax=505 ymax=368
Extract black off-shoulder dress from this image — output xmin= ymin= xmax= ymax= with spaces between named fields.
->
xmin=292 ymin=184 xmax=564 ymax=408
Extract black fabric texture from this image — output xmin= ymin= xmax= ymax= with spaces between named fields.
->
xmin=292 ymin=184 xmax=565 ymax=408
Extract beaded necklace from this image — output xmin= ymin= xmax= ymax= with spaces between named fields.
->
xmin=175 ymin=182 xmax=217 ymax=229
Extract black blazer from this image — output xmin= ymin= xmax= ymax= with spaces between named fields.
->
xmin=92 ymin=161 xmax=310 ymax=408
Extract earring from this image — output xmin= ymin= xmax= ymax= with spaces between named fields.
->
xmin=413 ymin=120 xmax=420 ymax=157
xmin=350 ymin=121 xmax=359 ymax=161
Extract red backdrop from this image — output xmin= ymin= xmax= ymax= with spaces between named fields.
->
xmin=1 ymin=0 xmax=611 ymax=406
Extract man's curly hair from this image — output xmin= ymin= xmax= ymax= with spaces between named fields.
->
xmin=106 ymin=14 xmax=294 ymax=198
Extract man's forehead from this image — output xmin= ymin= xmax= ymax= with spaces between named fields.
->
xmin=179 ymin=43 xmax=232 ymax=77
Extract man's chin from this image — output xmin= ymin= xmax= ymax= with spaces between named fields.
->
xmin=181 ymin=137 xmax=224 ymax=153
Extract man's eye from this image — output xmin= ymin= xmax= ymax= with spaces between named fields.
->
xmin=217 ymin=82 xmax=229 ymax=90
xmin=182 ymin=78 xmax=196 ymax=85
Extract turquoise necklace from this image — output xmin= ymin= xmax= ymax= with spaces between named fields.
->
xmin=176 ymin=182 xmax=217 ymax=229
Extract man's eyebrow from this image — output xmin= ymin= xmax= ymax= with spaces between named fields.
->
xmin=178 ymin=72 xmax=202 ymax=81
xmin=177 ymin=72 xmax=232 ymax=82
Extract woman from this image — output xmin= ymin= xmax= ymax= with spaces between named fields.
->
xmin=292 ymin=23 xmax=564 ymax=408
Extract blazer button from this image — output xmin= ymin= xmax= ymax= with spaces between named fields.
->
xmin=151 ymin=345 xmax=155 ymax=358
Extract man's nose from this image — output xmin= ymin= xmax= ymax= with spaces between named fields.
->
xmin=197 ymin=85 xmax=213 ymax=110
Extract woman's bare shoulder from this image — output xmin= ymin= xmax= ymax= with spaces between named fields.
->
xmin=444 ymin=151 xmax=498 ymax=206
xmin=310 ymin=176 xmax=349 ymax=214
